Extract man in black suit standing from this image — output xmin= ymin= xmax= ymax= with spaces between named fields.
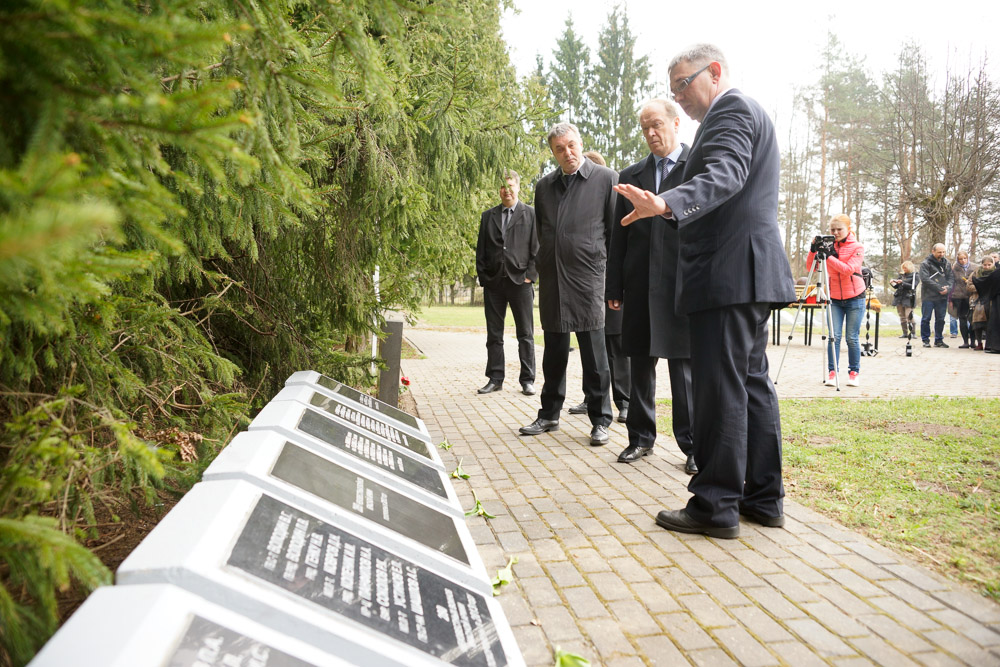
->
xmin=615 ymin=45 xmax=795 ymax=538
xmin=607 ymin=99 xmax=696 ymax=474
xmin=520 ymin=123 xmax=618 ymax=446
xmin=475 ymin=170 xmax=538 ymax=396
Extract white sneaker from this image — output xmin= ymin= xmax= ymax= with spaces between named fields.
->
xmin=824 ymin=370 xmax=837 ymax=386
xmin=846 ymin=371 xmax=860 ymax=387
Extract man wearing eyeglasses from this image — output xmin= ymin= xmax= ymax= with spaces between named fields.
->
xmin=614 ymin=44 xmax=795 ymax=539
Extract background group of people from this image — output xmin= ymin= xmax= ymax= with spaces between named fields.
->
xmin=891 ymin=247 xmax=1000 ymax=353
xmin=475 ymin=44 xmax=796 ymax=540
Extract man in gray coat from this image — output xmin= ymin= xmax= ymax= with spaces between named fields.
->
xmin=519 ymin=123 xmax=618 ymax=446
xmin=607 ymin=99 xmax=696 ymax=473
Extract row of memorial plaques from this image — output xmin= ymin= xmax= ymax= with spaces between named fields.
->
xmin=31 ymin=371 xmax=523 ymax=667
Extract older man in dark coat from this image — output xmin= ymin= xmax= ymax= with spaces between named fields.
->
xmin=615 ymin=45 xmax=795 ymax=538
xmin=607 ymin=99 xmax=696 ymax=473
xmin=519 ymin=123 xmax=619 ymax=446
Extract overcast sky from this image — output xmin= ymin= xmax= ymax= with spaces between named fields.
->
xmin=500 ymin=0 xmax=998 ymax=145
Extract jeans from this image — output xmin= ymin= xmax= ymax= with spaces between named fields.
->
xmin=828 ymin=295 xmax=865 ymax=373
xmin=921 ymin=299 xmax=947 ymax=343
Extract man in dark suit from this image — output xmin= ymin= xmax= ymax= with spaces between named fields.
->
xmin=520 ymin=123 xmax=618 ymax=446
xmin=615 ymin=45 xmax=795 ymax=538
xmin=607 ymin=99 xmax=696 ymax=474
xmin=475 ymin=170 xmax=538 ymax=396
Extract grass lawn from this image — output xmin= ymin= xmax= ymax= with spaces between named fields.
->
xmin=417 ymin=304 xmax=544 ymax=345
xmin=658 ymin=397 xmax=1000 ymax=600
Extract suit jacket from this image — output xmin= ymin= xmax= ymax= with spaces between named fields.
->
xmin=534 ymin=157 xmax=618 ymax=332
xmin=475 ymin=200 xmax=538 ymax=288
xmin=607 ymin=146 xmax=691 ymax=358
xmin=660 ymin=90 xmax=795 ymax=314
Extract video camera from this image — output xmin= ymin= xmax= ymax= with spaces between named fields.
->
xmin=810 ymin=235 xmax=836 ymax=260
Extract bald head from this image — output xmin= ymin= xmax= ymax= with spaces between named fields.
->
xmin=932 ymin=244 xmax=946 ymax=260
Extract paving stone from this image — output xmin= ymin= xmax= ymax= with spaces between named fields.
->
xmin=711 ymin=626 xmax=780 ymax=666
xmin=867 ymin=596 xmax=942 ymax=632
xmin=931 ymin=590 xmax=1000 ymax=626
xmin=924 ymin=629 xmax=1000 ymax=666
xmin=762 ymin=573 xmax=823 ymax=603
xmin=849 ymin=636 xmax=921 ymax=666
xmin=633 ymin=635 xmax=690 ymax=666
xmin=605 ymin=657 xmax=647 ymax=667
xmin=580 ymin=618 xmax=637 ymax=660
xmin=687 ymin=648 xmax=739 ymax=666
xmin=836 ymin=553 xmax=896 ymax=581
xmin=910 ymin=652 xmax=968 ymax=667
xmin=826 ymin=568 xmax=885 ymax=598
xmin=680 ymin=593 xmax=738 ymax=628
xmin=512 ymin=623 xmax=551 ymax=666
xmin=801 ymin=600 xmax=870 ymax=637
xmin=772 ymin=556 xmax=828 ymax=584
xmin=608 ymin=599 xmax=661 ymax=636
xmin=728 ymin=605 xmax=795 ymax=643
xmin=883 ymin=564 xmax=950 ymax=592
xmin=929 ymin=609 xmax=1000 ymax=647
xmin=532 ymin=538 xmax=567 ymax=562
xmin=698 ymin=575 xmax=751 ymax=607
xmin=609 ymin=555 xmax=655 ymax=584
xmin=787 ymin=618 xmax=859 ymax=657
xmin=659 ymin=612 xmax=718 ymax=651
xmin=812 ymin=583 xmax=877 ymax=617
xmin=545 ymin=560 xmax=586 ymax=588
xmin=562 ymin=586 xmax=609 ymax=620
xmin=520 ymin=575 xmax=563 ymax=608
xmin=654 ymin=567 xmax=703 ymax=596
xmin=714 ymin=560 xmax=767 ymax=589
xmin=857 ymin=614 xmax=934 ymax=653
xmin=533 ymin=605 xmax=582 ymax=642
xmin=768 ymin=641 xmax=830 ymax=667
xmin=750 ymin=586 xmax=807 ymax=620
xmin=730 ymin=548 xmax=785 ymax=575
xmin=588 ymin=572 xmax=633 ymax=602
xmin=877 ymin=579 xmax=947 ymax=611
xmin=631 ymin=581 xmax=683 ymax=614
xmin=591 ymin=534 xmax=632 ymax=559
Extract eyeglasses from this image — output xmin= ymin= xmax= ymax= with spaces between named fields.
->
xmin=670 ymin=63 xmax=711 ymax=99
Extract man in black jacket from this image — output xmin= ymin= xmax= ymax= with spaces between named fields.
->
xmin=475 ymin=170 xmax=538 ymax=395
xmin=606 ymin=99 xmax=696 ymax=474
xmin=919 ymin=243 xmax=954 ymax=348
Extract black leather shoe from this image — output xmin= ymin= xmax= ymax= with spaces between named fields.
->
xmin=684 ymin=454 xmax=698 ymax=475
xmin=655 ymin=509 xmax=739 ymax=539
xmin=617 ymin=406 xmax=629 ymax=423
xmin=617 ymin=444 xmax=652 ymax=463
xmin=519 ymin=418 xmax=559 ymax=435
xmin=934 ymin=341 xmax=949 ymax=348
xmin=477 ymin=381 xmax=502 ymax=394
xmin=521 ymin=382 xmax=536 ymax=396
xmin=568 ymin=402 xmax=588 ymax=414
xmin=589 ymin=425 xmax=609 ymax=446
xmin=739 ymin=507 xmax=785 ymax=528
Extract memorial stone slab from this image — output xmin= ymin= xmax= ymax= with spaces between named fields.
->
xmin=284 ymin=371 xmax=430 ymax=442
xmin=117 ymin=481 xmax=523 ymax=667
xmin=30 ymin=584 xmax=349 ymax=666
xmin=220 ymin=418 xmax=459 ymax=517
xmin=252 ymin=395 xmax=443 ymax=472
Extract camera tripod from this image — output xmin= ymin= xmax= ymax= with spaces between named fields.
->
xmin=774 ymin=252 xmax=840 ymax=390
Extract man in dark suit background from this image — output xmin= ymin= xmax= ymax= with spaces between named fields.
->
xmin=520 ymin=123 xmax=618 ymax=446
xmin=607 ymin=99 xmax=696 ymax=474
xmin=615 ymin=45 xmax=795 ymax=538
xmin=475 ymin=170 xmax=538 ymax=396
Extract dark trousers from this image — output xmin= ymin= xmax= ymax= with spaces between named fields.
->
xmin=920 ymin=298 xmax=947 ymax=344
xmin=953 ymin=298 xmax=971 ymax=344
xmin=483 ymin=281 xmax=535 ymax=385
xmin=606 ymin=333 xmax=631 ymax=410
xmin=687 ymin=304 xmax=784 ymax=527
xmin=627 ymin=356 xmax=693 ymax=454
xmin=539 ymin=329 xmax=612 ymax=426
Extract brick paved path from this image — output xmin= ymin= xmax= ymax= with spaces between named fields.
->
xmin=403 ymin=325 xmax=1000 ymax=666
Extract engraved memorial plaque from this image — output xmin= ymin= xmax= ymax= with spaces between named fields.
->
xmin=315 ymin=376 xmax=421 ymax=430
xmin=270 ymin=444 xmax=468 ymax=564
xmin=307 ymin=393 xmax=430 ymax=458
xmin=228 ymin=495 xmax=508 ymax=667
xmin=168 ymin=616 xmax=314 ymax=667
xmin=294 ymin=411 xmax=446 ymax=499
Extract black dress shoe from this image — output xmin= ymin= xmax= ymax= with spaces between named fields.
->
xmin=684 ymin=454 xmax=698 ymax=475
xmin=655 ymin=508 xmax=739 ymax=539
xmin=589 ymin=424 xmax=609 ymax=446
xmin=617 ymin=406 xmax=629 ymax=423
xmin=739 ymin=507 xmax=785 ymax=527
xmin=519 ymin=418 xmax=559 ymax=435
xmin=617 ymin=444 xmax=652 ymax=463
xmin=521 ymin=382 xmax=536 ymax=395
xmin=477 ymin=381 xmax=502 ymax=394
xmin=568 ymin=402 xmax=588 ymax=414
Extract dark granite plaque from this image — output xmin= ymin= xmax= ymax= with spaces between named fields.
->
xmin=307 ymin=394 xmax=430 ymax=458
xmin=295 ymin=411 xmax=446 ymax=498
xmin=315 ymin=376 xmax=421 ymax=429
xmin=228 ymin=496 xmax=507 ymax=667
xmin=168 ymin=615 xmax=313 ymax=667
xmin=270 ymin=444 xmax=467 ymax=564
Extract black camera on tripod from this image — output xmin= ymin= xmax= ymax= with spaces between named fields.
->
xmin=810 ymin=235 xmax=836 ymax=260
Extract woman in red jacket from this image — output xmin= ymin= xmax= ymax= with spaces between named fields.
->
xmin=806 ymin=214 xmax=866 ymax=387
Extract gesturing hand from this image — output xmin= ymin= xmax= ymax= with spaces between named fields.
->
xmin=613 ymin=184 xmax=670 ymax=226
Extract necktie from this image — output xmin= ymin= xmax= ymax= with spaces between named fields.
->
xmin=562 ymin=172 xmax=573 ymax=189
xmin=501 ymin=208 xmax=510 ymax=238
xmin=658 ymin=157 xmax=673 ymax=191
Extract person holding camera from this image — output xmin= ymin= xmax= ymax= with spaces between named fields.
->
xmin=890 ymin=260 xmax=918 ymax=338
xmin=919 ymin=243 xmax=954 ymax=348
xmin=806 ymin=214 xmax=866 ymax=387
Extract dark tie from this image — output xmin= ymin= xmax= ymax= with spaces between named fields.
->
xmin=562 ymin=172 xmax=574 ymax=189
xmin=658 ymin=158 xmax=673 ymax=191
xmin=501 ymin=208 xmax=510 ymax=238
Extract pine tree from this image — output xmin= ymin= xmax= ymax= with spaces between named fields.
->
xmin=547 ymin=17 xmax=592 ymax=128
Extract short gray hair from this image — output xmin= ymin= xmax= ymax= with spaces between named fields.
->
xmin=502 ymin=169 xmax=520 ymax=186
xmin=668 ymin=44 xmax=729 ymax=77
xmin=932 ymin=243 xmax=946 ymax=252
xmin=547 ymin=122 xmax=581 ymax=146
xmin=640 ymin=98 xmax=680 ymax=120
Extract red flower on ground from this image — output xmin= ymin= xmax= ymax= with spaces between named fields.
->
xmin=400 ymin=376 xmax=410 ymax=386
